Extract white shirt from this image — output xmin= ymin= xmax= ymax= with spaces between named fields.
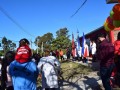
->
xmin=90 ymin=42 xmax=96 ymax=55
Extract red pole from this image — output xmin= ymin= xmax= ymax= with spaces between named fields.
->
xmin=109 ymin=30 xmax=114 ymax=44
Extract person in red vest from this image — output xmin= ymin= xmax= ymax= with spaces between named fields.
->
xmin=15 ymin=38 xmax=32 ymax=63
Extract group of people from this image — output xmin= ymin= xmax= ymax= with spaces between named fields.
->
xmin=50 ymin=48 xmax=71 ymax=61
xmin=71 ymin=39 xmax=97 ymax=63
xmin=0 ymin=38 xmax=61 ymax=90
xmin=71 ymin=32 xmax=120 ymax=90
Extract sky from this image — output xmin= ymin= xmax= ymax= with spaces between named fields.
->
xmin=0 ymin=0 xmax=116 ymax=49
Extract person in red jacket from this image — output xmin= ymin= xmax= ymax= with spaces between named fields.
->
xmin=114 ymin=32 xmax=120 ymax=72
xmin=15 ymin=38 xmax=32 ymax=63
xmin=114 ymin=32 xmax=120 ymax=87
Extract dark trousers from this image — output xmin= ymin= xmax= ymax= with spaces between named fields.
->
xmin=92 ymin=54 xmax=96 ymax=62
xmin=67 ymin=54 xmax=70 ymax=59
xmin=82 ymin=57 xmax=87 ymax=63
xmin=60 ymin=56 xmax=63 ymax=61
xmin=100 ymin=64 xmax=115 ymax=90
xmin=6 ymin=86 xmax=14 ymax=90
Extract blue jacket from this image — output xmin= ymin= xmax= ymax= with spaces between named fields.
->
xmin=9 ymin=60 xmax=39 ymax=90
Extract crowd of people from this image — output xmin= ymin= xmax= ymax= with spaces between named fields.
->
xmin=0 ymin=32 xmax=120 ymax=90
xmin=0 ymin=38 xmax=60 ymax=90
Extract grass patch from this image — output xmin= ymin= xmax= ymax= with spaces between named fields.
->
xmin=60 ymin=61 xmax=93 ymax=80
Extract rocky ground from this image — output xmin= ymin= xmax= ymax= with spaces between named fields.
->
xmin=59 ymin=72 xmax=103 ymax=90
xmin=58 ymin=60 xmax=104 ymax=90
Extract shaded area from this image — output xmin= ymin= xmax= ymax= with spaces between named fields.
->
xmin=83 ymin=76 xmax=102 ymax=90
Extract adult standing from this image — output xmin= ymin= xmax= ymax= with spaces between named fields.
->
xmin=1 ymin=51 xmax=15 ymax=90
xmin=59 ymin=49 xmax=64 ymax=61
xmin=97 ymin=33 xmax=115 ymax=90
xmin=114 ymin=32 xmax=120 ymax=87
xmin=55 ymin=49 xmax=59 ymax=59
xmin=9 ymin=38 xmax=38 ymax=90
xmin=66 ymin=47 xmax=71 ymax=60
xmin=37 ymin=49 xmax=60 ymax=90
xmin=90 ymin=40 xmax=97 ymax=62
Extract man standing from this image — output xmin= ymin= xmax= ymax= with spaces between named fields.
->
xmin=90 ymin=40 xmax=96 ymax=62
xmin=66 ymin=47 xmax=71 ymax=60
xmin=37 ymin=49 xmax=60 ymax=90
xmin=97 ymin=33 xmax=115 ymax=90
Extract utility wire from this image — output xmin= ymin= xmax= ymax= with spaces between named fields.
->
xmin=0 ymin=5 xmax=35 ymax=38
xmin=71 ymin=0 xmax=88 ymax=18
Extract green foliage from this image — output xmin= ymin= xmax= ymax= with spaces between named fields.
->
xmin=56 ymin=27 xmax=70 ymax=38
xmin=60 ymin=61 xmax=92 ymax=80
xmin=52 ymin=36 xmax=71 ymax=49
xmin=52 ymin=27 xmax=71 ymax=50
xmin=34 ymin=27 xmax=72 ymax=53
xmin=35 ymin=33 xmax=54 ymax=52
xmin=1 ymin=37 xmax=16 ymax=54
xmin=0 ymin=50 xmax=4 ymax=56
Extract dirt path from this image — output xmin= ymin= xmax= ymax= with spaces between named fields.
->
xmin=59 ymin=71 xmax=103 ymax=90
xmin=59 ymin=60 xmax=104 ymax=90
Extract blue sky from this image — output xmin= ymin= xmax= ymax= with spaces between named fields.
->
xmin=0 ymin=0 xmax=115 ymax=49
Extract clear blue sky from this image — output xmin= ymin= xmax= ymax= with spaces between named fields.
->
xmin=0 ymin=0 xmax=115 ymax=49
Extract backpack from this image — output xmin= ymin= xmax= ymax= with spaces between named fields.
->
xmin=41 ymin=61 xmax=59 ymax=76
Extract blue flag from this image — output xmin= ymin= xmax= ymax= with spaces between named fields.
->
xmin=82 ymin=32 xmax=85 ymax=56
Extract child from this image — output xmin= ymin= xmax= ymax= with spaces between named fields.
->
xmin=15 ymin=38 xmax=32 ymax=63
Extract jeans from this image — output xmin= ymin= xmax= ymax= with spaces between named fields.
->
xmin=100 ymin=64 xmax=115 ymax=90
